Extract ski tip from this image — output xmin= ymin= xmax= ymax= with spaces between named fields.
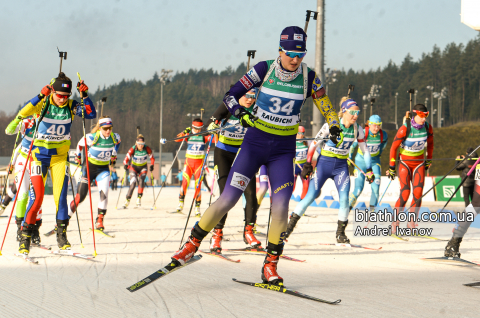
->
xmin=232 ymin=278 xmax=238 ymax=282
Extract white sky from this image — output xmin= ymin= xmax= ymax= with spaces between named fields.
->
xmin=0 ymin=0 xmax=477 ymax=112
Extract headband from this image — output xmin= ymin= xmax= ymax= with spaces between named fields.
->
xmin=99 ymin=118 xmax=113 ymax=127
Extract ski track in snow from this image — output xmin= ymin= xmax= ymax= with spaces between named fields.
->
xmin=0 ymin=188 xmax=480 ymax=317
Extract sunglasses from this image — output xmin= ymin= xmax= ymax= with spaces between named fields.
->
xmin=348 ymin=110 xmax=360 ymax=116
xmin=280 ymin=46 xmax=307 ymax=59
xmin=297 ymin=132 xmax=305 ymax=135
xmin=137 ymin=141 xmax=145 ymax=145
xmin=369 ymin=122 xmax=382 ymax=126
xmin=101 ymin=126 xmax=113 ymax=131
xmin=413 ymin=110 xmax=429 ymax=118
xmin=54 ymin=91 xmax=71 ymax=99
xmin=245 ymin=93 xmax=256 ymax=99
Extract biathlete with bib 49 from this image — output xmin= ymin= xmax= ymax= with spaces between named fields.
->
xmin=5 ymin=72 xmax=96 ymax=254
xmin=68 ymin=116 xmax=121 ymax=232
xmin=162 ymin=26 xmax=342 ymax=285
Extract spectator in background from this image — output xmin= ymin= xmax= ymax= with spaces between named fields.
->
xmin=161 ymin=174 xmax=167 ymax=185
xmin=176 ymin=172 xmax=183 ymax=185
xmin=456 ymin=147 xmax=478 ymax=207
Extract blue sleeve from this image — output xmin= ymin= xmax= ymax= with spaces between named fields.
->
xmin=223 ymin=61 xmax=269 ymax=116
xmin=349 ymin=140 xmax=359 ymax=161
xmin=379 ymin=130 xmax=388 ymax=155
xmin=114 ymin=133 xmax=121 ymax=153
xmin=72 ymin=97 xmax=97 ymax=119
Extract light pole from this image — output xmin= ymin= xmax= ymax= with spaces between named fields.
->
xmin=362 ymin=95 xmax=368 ymax=124
xmin=426 ymin=86 xmax=434 ymax=127
xmin=325 ymin=68 xmax=337 ymax=95
xmin=395 ymin=92 xmax=398 ymax=129
xmin=159 ymin=69 xmax=173 ymax=185
xmin=413 ymin=90 xmax=418 ymax=106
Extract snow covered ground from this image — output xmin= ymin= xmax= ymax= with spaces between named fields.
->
xmin=0 ymin=187 xmax=479 ymax=318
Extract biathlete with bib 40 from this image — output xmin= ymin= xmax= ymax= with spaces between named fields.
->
xmin=5 ymin=72 xmax=96 ymax=254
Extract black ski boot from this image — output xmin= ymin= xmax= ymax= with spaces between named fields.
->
xmin=19 ymin=223 xmax=34 ymax=254
xmin=444 ymin=237 xmax=462 ymax=258
xmin=336 ymin=220 xmax=350 ymax=244
xmin=56 ymin=220 xmax=71 ymax=250
xmin=15 ymin=217 xmax=23 ymax=242
xmin=32 ymin=220 xmax=42 ymax=245
xmin=285 ymin=213 xmax=301 ymax=239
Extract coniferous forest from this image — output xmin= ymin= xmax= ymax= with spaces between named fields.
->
xmin=1 ymin=35 xmax=480 ymax=159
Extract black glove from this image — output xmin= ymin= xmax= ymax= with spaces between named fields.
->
xmin=329 ymin=126 xmax=344 ymax=147
xmin=387 ymin=166 xmax=396 ymax=180
xmin=235 ymin=108 xmax=257 ymax=128
xmin=124 ymin=165 xmax=129 ymax=171
xmin=425 ymin=160 xmax=432 ymax=171
xmin=365 ymin=168 xmax=375 ymax=184
xmin=149 ymin=165 xmax=154 ymax=172
xmin=301 ymin=162 xmax=314 ymax=180
xmin=111 ymin=160 xmax=116 ymax=166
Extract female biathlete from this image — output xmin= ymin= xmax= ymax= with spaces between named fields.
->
xmin=286 ymin=98 xmax=375 ymax=243
xmin=122 ymin=135 xmax=154 ymax=208
xmin=4 ymin=117 xmax=43 ymax=244
xmin=166 ymin=26 xmax=342 ymax=285
xmin=5 ymin=72 xmax=95 ymax=254
xmin=69 ymin=116 xmax=120 ymax=232
xmin=206 ymin=88 xmax=262 ymax=252
xmin=348 ymin=115 xmax=388 ymax=212
xmin=175 ymin=118 xmax=214 ymax=216
xmin=387 ymin=104 xmax=433 ymax=234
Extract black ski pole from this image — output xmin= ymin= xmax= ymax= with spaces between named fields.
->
xmin=68 ymin=166 xmax=84 ymax=248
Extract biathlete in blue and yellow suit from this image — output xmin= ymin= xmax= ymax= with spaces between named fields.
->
xmin=167 ymin=26 xmax=342 ymax=285
xmin=348 ymin=115 xmax=388 ymax=212
xmin=5 ymin=72 xmax=96 ymax=254
xmin=286 ymin=98 xmax=375 ymax=244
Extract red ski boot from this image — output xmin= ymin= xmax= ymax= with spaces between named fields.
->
xmin=244 ymin=224 xmax=262 ymax=248
xmin=96 ymin=215 xmax=105 ymax=231
xmin=171 ymin=236 xmax=201 ymax=266
xmin=261 ymin=252 xmax=283 ymax=285
xmin=209 ymin=228 xmax=223 ymax=253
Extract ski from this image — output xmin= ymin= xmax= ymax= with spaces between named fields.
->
xmin=43 ymin=229 xmax=56 ymax=237
xmin=168 ymin=210 xmax=185 ymax=215
xmin=90 ymin=228 xmax=115 ymax=238
xmin=232 ymin=279 xmax=341 ymax=305
xmin=464 ymin=282 xmax=480 ymax=287
xmin=200 ymin=250 xmax=240 ymax=263
xmin=390 ymin=234 xmax=409 ymax=241
xmin=31 ymin=243 xmax=52 ymax=250
xmin=50 ymin=249 xmax=94 ymax=260
xmin=223 ymin=247 xmax=305 ymax=263
xmin=304 ymin=214 xmax=318 ymax=218
xmin=237 ymin=230 xmax=266 ymax=236
xmin=421 ymin=257 xmax=480 ymax=266
xmin=411 ymin=234 xmax=446 ymax=241
xmin=318 ymin=243 xmax=382 ymax=251
xmin=126 ymin=255 xmax=202 ymax=293
xmin=14 ymin=253 xmax=39 ymax=264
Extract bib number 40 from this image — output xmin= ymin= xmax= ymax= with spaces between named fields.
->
xmin=46 ymin=124 xmax=66 ymax=135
